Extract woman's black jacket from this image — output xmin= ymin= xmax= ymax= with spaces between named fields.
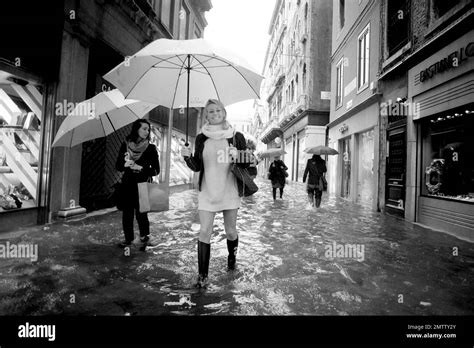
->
xmin=184 ymin=131 xmax=250 ymax=191
xmin=115 ymin=142 xmax=160 ymax=185
xmin=303 ymin=158 xmax=327 ymax=185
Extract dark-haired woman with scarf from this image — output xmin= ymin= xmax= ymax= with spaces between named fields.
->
xmin=115 ymin=119 xmax=160 ymax=251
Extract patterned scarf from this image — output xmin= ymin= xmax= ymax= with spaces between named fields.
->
xmin=127 ymin=139 xmax=149 ymax=161
xmin=201 ymin=122 xmax=235 ymax=140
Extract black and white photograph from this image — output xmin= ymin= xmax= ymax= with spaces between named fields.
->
xmin=0 ymin=0 xmax=473 ymax=345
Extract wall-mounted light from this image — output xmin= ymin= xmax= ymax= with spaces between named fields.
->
xmin=396 ymin=97 xmax=407 ymax=103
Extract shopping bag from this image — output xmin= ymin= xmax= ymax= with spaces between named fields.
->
xmin=137 ymin=181 xmax=169 ymax=213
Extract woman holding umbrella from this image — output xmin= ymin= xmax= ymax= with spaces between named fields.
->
xmin=303 ymin=154 xmax=327 ymax=208
xmin=181 ymin=99 xmax=250 ymax=288
xmin=115 ymin=119 xmax=160 ymax=251
xmin=268 ymin=156 xmax=288 ymax=200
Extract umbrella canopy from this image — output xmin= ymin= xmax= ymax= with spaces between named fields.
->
xmin=304 ymin=145 xmax=339 ymax=155
xmin=103 ymin=38 xmax=264 ymax=142
xmin=52 ymin=89 xmax=157 ymax=147
xmin=258 ymin=148 xmax=287 ymax=158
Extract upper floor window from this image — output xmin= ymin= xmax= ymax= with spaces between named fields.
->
xmin=178 ymin=2 xmax=189 ymax=39
xmin=336 ymin=57 xmax=344 ymax=108
xmin=160 ymin=0 xmax=174 ymax=33
xmin=339 ymin=0 xmax=345 ymax=29
xmin=386 ymin=0 xmax=410 ymax=56
xmin=357 ymin=23 xmax=370 ymax=91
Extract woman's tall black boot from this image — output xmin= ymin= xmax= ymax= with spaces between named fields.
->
xmin=272 ymin=188 xmax=277 ymax=200
xmin=227 ymin=237 xmax=239 ymax=270
xmin=196 ymin=241 xmax=210 ymax=288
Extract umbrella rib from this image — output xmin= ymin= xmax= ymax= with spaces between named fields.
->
xmin=105 ymin=112 xmax=117 ymax=135
xmin=150 ymin=55 xmax=186 ymax=69
xmin=170 ymin=58 xmax=186 ymax=110
xmin=189 ymin=56 xmax=216 ymax=69
xmin=123 ymin=105 xmax=143 ymax=121
xmin=191 ymin=55 xmax=221 ymax=102
xmin=196 ymin=54 xmax=260 ymax=99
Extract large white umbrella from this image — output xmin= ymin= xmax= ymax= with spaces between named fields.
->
xmin=52 ymin=89 xmax=157 ymax=147
xmin=103 ymin=38 xmax=264 ymax=143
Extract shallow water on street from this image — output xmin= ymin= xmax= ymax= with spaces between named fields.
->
xmin=140 ymin=179 xmax=474 ymax=315
xmin=0 ymin=178 xmax=473 ymax=315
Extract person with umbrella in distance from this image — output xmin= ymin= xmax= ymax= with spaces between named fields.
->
xmin=268 ymin=155 xmax=288 ymax=200
xmin=181 ymin=99 xmax=250 ymax=288
xmin=303 ymin=154 xmax=327 ymax=209
xmin=115 ymin=119 xmax=160 ymax=251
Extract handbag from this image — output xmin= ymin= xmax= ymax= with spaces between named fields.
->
xmin=321 ymin=175 xmax=328 ymax=191
xmin=229 ymin=133 xmax=259 ymax=197
xmin=231 ymin=163 xmax=259 ymax=197
xmin=137 ymin=178 xmax=170 ymax=213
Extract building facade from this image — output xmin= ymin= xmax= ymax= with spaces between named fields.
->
xmin=378 ymin=0 xmax=474 ymax=241
xmin=257 ymin=0 xmax=332 ymax=180
xmin=327 ymin=0 xmax=381 ymax=211
xmin=0 ymin=0 xmax=211 ymax=231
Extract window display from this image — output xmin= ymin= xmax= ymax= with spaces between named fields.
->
xmin=357 ymin=129 xmax=375 ymax=205
xmin=297 ymin=132 xmax=305 ymax=182
xmin=0 ymin=74 xmax=42 ymax=212
xmin=421 ymin=105 xmax=474 ymax=203
xmin=169 ymin=132 xmax=193 ymax=185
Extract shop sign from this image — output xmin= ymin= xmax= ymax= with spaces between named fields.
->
xmin=419 ymin=42 xmax=474 ymax=82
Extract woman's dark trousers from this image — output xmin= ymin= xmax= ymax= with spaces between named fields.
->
xmin=272 ymin=187 xmax=284 ymax=199
xmin=122 ymin=206 xmax=150 ymax=242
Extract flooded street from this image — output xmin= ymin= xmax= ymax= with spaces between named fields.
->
xmin=0 ymin=178 xmax=473 ymax=315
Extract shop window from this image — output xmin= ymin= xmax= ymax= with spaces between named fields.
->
xmin=421 ymin=106 xmax=474 ymax=203
xmin=296 ymin=132 xmax=306 ymax=182
xmin=0 ymin=76 xmax=43 ymax=211
xmin=169 ymin=130 xmax=193 ymax=185
xmin=386 ymin=0 xmax=410 ymax=57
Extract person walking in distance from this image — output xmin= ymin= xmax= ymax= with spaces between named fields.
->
xmin=115 ymin=119 xmax=160 ymax=251
xmin=181 ymin=99 xmax=250 ymax=288
xmin=268 ymin=156 xmax=288 ymax=199
xmin=303 ymin=154 xmax=327 ymax=208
